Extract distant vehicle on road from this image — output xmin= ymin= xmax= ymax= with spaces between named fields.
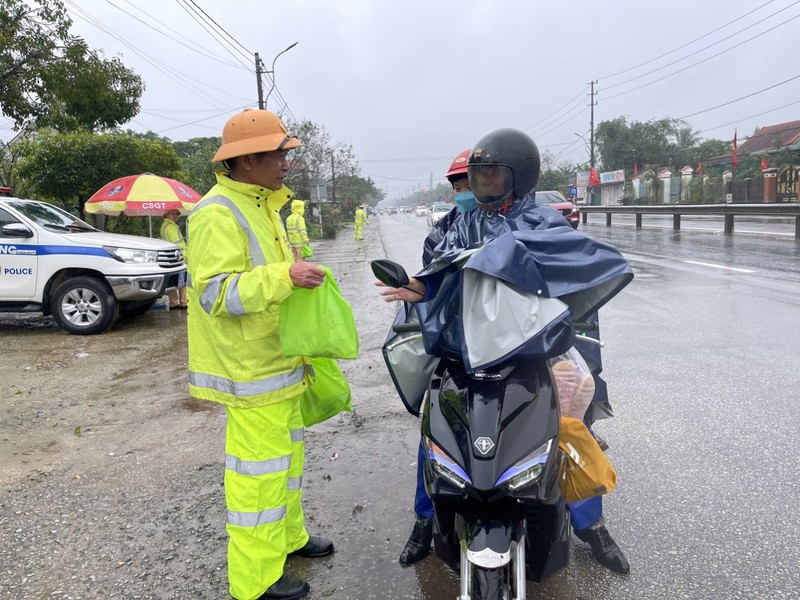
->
xmin=415 ymin=205 xmax=430 ymax=217
xmin=427 ymin=202 xmax=453 ymax=227
xmin=387 ymin=207 xmax=398 ymax=214
xmin=535 ymin=190 xmax=580 ymax=229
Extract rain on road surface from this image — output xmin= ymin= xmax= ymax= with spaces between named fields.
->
xmin=2 ymin=211 xmax=799 ymax=599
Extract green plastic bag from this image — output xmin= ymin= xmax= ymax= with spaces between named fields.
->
xmin=301 ymin=357 xmax=352 ymax=427
xmin=300 ymin=244 xmax=314 ymax=258
xmin=279 ymin=265 xmax=359 ymax=359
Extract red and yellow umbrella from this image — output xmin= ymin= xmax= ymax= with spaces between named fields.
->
xmin=85 ymin=173 xmax=202 ymax=217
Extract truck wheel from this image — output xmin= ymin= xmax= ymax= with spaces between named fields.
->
xmin=51 ymin=276 xmax=117 ymax=335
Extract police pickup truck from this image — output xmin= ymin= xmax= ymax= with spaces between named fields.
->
xmin=0 ymin=196 xmax=185 ymax=334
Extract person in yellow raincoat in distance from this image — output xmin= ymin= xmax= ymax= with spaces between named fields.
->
xmin=354 ymin=203 xmax=367 ymax=240
xmin=159 ymin=209 xmax=188 ymax=309
xmin=286 ymin=199 xmax=309 ymax=262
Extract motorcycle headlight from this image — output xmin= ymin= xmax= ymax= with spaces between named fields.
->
xmin=495 ymin=439 xmax=553 ymax=491
xmin=425 ymin=438 xmax=471 ymax=489
xmin=104 ymin=246 xmax=159 ymax=264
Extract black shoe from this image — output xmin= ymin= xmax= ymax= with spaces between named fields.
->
xmin=575 ymin=524 xmax=630 ymax=574
xmin=289 ymin=535 xmax=334 ymax=558
xmin=399 ymin=516 xmax=433 ymax=566
xmin=258 ymin=574 xmax=309 ymax=600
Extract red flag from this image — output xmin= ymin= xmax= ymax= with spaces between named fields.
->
xmin=761 ymin=156 xmax=768 ymax=170
xmin=633 ymin=164 xmax=639 ymax=177
xmin=589 ymin=167 xmax=600 ymax=186
xmin=697 ymin=162 xmax=703 ymax=176
xmin=732 ymin=129 xmax=738 ymax=170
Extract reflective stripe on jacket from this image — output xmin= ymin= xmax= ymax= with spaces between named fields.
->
xmin=187 ymin=172 xmax=311 ymax=408
xmin=286 ymin=199 xmax=308 ymax=247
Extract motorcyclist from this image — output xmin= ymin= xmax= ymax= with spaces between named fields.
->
xmin=378 ymin=128 xmax=630 ymax=574
xmin=399 ymin=148 xmax=477 ymax=566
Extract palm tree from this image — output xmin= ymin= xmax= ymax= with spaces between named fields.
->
xmin=676 ymin=126 xmax=700 ymax=149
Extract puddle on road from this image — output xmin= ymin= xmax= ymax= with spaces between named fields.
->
xmin=182 ymin=398 xmax=220 ymax=413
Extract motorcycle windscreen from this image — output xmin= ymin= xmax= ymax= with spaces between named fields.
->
xmin=382 ymin=303 xmax=440 ymax=416
xmin=459 ymin=269 xmax=575 ymax=373
xmin=463 ymin=228 xmax=634 ymax=322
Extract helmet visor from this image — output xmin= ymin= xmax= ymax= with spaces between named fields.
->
xmin=468 ymin=165 xmax=514 ymax=206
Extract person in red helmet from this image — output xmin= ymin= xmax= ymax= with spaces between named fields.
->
xmin=382 ymin=130 xmax=631 ymax=575
xmin=398 ymin=148 xmax=477 ymax=566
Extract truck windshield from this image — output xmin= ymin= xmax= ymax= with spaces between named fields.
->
xmin=9 ymin=200 xmax=96 ymax=232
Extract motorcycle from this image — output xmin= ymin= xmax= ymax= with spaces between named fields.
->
xmin=374 ymin=226 xmax=633 ymax=600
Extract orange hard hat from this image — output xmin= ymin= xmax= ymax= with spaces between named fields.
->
xmin=212 ymin=108 xmax=302 ymax=163
xmin=446 ymin=148 xmax=471 ymax=181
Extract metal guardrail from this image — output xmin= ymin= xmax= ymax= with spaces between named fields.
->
xmin=580 ymin=203 xmax=800 ymax=239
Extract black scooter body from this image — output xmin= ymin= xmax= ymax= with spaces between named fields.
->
xmin=422 ymin=357 xmax=570 ymax=583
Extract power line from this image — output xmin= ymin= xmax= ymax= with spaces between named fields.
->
xmin=599 ymin=0 xmax=779 ymax=80
xmin=173 ymin=0 xmax=253 ymax=70
xmin=696 ymin=99 xmax=800 ymax=134
xmin=603 ymin=11 xmax=800 ymax=101
xmin=603 ymin=0 xmax=800 ymax=91
xmin=185 ymin=0 xmax=252 ymax=56
xmin=65 ymin=0 xmax=232 ymax=110
xmin=523 ymin=87 xmax=587 ymax=133
xmin=106 ymin=0 xmax=247 ymax=69
xmin=678 ymin=74 xmax=800 ymax=119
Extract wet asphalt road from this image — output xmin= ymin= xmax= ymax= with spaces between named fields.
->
xmin=314 ymin=212 xmax=800 ymax=600
xmin=2 ymin=212 xmax=799 ymax=599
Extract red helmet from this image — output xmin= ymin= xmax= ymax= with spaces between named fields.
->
xmin=446 ymin=148 xmax=471 ymax=182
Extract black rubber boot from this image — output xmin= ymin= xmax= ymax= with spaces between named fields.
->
xmin=399 ymin=516 xmax=433 ymax=566
xmin=257 ymin=574 xmax=310 ymax=600
xmin=574 ymin=523 xmax=630 ymax=574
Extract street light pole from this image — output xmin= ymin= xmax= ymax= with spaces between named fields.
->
xmin=264 ymin=42 xmax=298 ymax=110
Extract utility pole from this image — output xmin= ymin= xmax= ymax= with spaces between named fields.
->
xmin=255 ymin=53 xmax=265 ymax=109
xmin=330 ymin=153 xmax=336 ymax=208
xmin=589 ymin=80 xmax=597 ymax=169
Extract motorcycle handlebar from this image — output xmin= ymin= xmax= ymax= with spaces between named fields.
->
xmin=572 ymin=320 xmax=598 ymax=331
xmin=393 ymin=323 xmax=422 ymax=334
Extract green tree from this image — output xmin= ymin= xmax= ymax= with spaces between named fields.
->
xmin=172 ymin=136 xmax=221 ymax=194
xmin=335 ymin=174 xmax=384 ymax=208
xmin=1 ymin=0 xmax=143 ymax=131
xmin=14 ymin=130 xmax=186 ymax=234
xmin=595 ymin=116 xmax=683 ymax=171
xmin=285 ymin=120 xmax=358 ymax=202
xmin=682 ymin=139 xmax=731 ymax=171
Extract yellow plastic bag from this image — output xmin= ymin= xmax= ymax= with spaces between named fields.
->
xmin=279 ymin=265 xmax=359 ymax=359
xmin=558 ymin=417 xmax=617 ymax=503
xmin=300 ymin=357 xmax=353 ymax=427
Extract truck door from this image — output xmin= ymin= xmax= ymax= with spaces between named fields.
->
xmin=0 ymin=207 xmax=38 ymax=300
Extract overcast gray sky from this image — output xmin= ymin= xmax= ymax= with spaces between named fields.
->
xmin=3 ymin=0 xmax=798 ymax=200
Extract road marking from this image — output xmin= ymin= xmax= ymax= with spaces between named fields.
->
xmin=683 ymin=260 xmax=755 ymax=273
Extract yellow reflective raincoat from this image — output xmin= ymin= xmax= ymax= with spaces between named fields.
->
xmin=187 ymin=173 xmax=312 ymax=408
xmin=187 ymin=172 xmax=312 ymax=599
xmin=354 ymin=207 xmax=366 ymax=240
xmin=159 ymin=217 xmax=186 ymax=252
xmin=285 ymin=199 xmax=308 ymax=249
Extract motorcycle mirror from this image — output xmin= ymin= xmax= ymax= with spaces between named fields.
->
xmin=371 ymin=259 xmax=409 ymax=288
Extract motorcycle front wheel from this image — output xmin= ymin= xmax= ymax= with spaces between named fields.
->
xmin=472 ymin=565 xmax=511 ymax=600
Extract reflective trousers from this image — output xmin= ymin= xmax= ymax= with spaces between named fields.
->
xmin=413 ymin=439 xmax=603 ymax=530
xmin=225 ymin=397 xmax=309 ymax=600
xmin=354 ymin=223 xmax=363 ymax=240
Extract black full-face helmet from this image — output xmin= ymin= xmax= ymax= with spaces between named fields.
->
xmin=467 ymin=128 xmax=541 ymax=209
